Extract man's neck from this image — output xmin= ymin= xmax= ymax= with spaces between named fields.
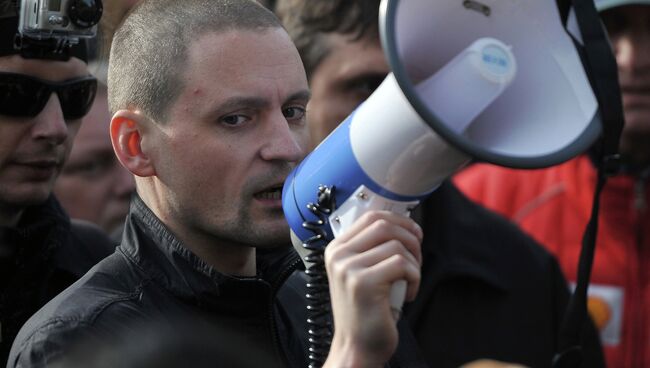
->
xmin=156 ymin=212 xmax=257 ymax=276
xmin=139 ymin=187 xmax=257 ymax=277
xmin=184 ymin=237 xmax=257 ymax=277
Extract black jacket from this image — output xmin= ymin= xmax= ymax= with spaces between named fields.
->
xmin=8 ymin=194 xmax=429 ymax=368
xmin=404 ymin=181 xmax=605 ymax=368
xmin=7 ymin=194 xmax=310 ymax=368
xmin=9 ymin=186 xmax=605 ymax=368
xmin=0 ymin=196 xmax=114 ymax=365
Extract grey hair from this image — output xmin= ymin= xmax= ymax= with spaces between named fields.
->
xmin=108 ymin=0 xmax=282 ymax=123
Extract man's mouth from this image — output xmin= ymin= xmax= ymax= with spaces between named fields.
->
xmin=9 ymin=159 xmax=61 ymax=181
xmin=21 ymin=160 xmax=60 ymax=168
xmin=254 ymin=186 xmax=283 ymax=201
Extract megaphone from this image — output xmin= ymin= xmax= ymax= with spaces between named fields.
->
xmin=282 ymin=0 xmax=602 ymax=335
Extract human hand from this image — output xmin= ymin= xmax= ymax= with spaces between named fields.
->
xmin=323 ymin=211 xmax=423 ymax=368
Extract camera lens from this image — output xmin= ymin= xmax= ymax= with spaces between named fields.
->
xmin=68 ymin=0 xmax=103 ymax=28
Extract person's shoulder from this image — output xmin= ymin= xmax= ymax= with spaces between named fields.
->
xmin=54 ymin=219 xmax=117 ymax=277
xmin=7 ymin=253 xmax=148 ymax=368
xmin=69 ymin=219 xmax=118 ymax=256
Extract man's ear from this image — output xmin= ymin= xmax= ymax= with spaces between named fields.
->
xmin=111 ymin=110 xmax=156 ymax=177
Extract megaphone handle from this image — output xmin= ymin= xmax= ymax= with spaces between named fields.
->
xmin=328 ymin=186 xmax=420 ymax=322
xmin=390 ymin=280 xmax=407 ymax=320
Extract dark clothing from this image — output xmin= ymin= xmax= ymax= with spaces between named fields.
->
xmin=404 ymin=181 xmax=605 ymax=368
xmin=9 ymin=195 xmax=427 ymax=368
xmin=280 ymin=269 xmax=428 ymax=368
xmin=9 ymin=185 xmax=605 ymax=368
xmin=0 ymin=196 xmax=114 ymax=365
xmin=7 ymin=195 xmax=308 ymax=368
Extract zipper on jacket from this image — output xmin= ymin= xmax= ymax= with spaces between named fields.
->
xmin=268 ymin=257 xmax=303 ymax=367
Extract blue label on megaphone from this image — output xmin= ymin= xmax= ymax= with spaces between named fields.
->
xmin=482 ymin=47 xmax=509 ymax=73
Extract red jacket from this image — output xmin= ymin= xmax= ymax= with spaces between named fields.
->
xmin=453 ymin=155 xmax=650 ymax=368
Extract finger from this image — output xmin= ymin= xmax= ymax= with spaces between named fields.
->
xmin=354 ymin=254 xmax=421 ymax=302
xmin=327 ymin=218 xmax=423 ymax=265
xmin=328 ymin=239 xmax=419 ymax=275
xmin=334 ymin=210 xmax=423 ymax=245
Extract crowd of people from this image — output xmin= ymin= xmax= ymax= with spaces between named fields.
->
xmin=0 ymin=0 xmax=647 ymax=367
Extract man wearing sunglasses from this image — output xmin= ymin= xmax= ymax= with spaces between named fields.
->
xmin=0 ymin=1 xmax=114 ymax=364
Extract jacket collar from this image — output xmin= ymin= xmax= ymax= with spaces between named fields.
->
xmin=119 ymin=194 xmax=301 ymax=306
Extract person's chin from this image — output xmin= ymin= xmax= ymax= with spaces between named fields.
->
xmin=250 ymin=200 xmax=287 ymax=220
xmin=9 ymin=170 xmax=58 ymax=199
xmin=253 ymin=220 xmax=291 ymax=245
xmin=6 ymin=187 xmax=53 ymax=207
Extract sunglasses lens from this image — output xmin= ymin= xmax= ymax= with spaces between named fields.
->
xmin=0 ymin=74 xmax=50 ymax=117
xmin=0 ymin=73 xmax=97 ymax=120
xmin=58 ymin=78 xmax=97 ymax=120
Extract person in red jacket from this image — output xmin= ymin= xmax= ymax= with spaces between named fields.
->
xmin=454 ymin=0 xmax=650 ymax=367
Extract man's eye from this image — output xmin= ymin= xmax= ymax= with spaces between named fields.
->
xmin=345 ymin=75 xmax=385 ymax=99
xmin=283 ymin=106 xmax=306 ymax=120
xmin=220 ymin=114 xmax=249 ymax=126
xmin=355 ymin=79 xmax=382 ymax=96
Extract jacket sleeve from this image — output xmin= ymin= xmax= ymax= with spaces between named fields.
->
xmin=7 ymin=319 xmax=92 ymax=368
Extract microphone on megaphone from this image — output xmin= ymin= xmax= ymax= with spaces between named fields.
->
xmin=282 ymin=0 xmax=604 ymax=366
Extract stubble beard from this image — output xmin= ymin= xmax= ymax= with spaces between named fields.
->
xmin=226 ymin=200 xmax=290 ymax=248
xmin=192 ymin=193 xmax=290 ymax=250
xmin=190 ymin=164 xmax=295 ymax=248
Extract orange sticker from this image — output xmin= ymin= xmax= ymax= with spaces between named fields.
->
xmin=588 ymin=295 xmax=612 ymax=331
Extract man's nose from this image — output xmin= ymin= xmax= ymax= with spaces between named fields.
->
xmin=31 ymin=93 xmax=69 ymax=145
xmin=259 ymin=114 xmax=306 ymax=163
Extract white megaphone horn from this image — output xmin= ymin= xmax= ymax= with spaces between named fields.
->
xmin=282 ymin=0 xmax=601 ymax=318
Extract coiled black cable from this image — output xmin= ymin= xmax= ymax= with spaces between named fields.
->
xmin=301 ymin=185 xmax=336 ymax=368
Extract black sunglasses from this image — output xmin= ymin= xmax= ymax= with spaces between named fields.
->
xmin=0 ymin=72 xmax=97 ymax=120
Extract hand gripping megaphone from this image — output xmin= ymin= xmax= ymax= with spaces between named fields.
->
xmin=282 ymin=0 xmax=604 ymax=362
